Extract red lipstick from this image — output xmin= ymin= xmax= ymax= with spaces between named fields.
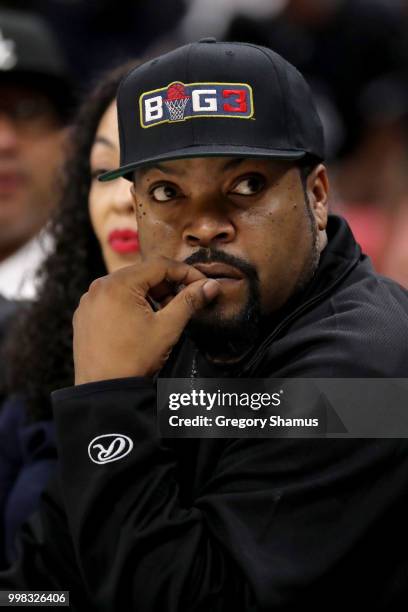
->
xmin=108 ymin=229 xmax=139 ymax=254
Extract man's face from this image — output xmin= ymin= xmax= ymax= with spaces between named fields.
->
xmin=132 ymin=157 xmax=328 ymax=357
xmin=0 ymin=83 xmax=65 ymax=260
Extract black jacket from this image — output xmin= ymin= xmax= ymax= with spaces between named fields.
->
xmin=1 ymin=216 xmax=408 ymax=611
xmin=0 ymin=296 xmax=19 ymax=406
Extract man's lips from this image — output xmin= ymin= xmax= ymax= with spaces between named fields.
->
xmin=108 ymin=229 xmax=139 ymax=254
xmin=192 ymin=263 xmax=244 ymax=281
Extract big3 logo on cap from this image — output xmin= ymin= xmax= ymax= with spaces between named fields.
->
xmin=139 ymin=81 xmax=254 ymax=128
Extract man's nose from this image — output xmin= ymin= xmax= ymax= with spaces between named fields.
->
xmin=0 ymin=113 xmax=19 ymax=154
xmin=182 ymin=200 xmax=236 ymax=248
xmin=112 ymin=178 xmax=134 ymax=215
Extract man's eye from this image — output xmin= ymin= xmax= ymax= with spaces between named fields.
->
xmin=231 ymin=175 xmax=265 ymax=196
xmin=151 ymin=184 xmax=178 ymax=202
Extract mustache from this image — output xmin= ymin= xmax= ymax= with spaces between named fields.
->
xmin=184 ymin=247 xmax=258 ymax=282
xmin=147 ymin=248 xmax=258 ymax=310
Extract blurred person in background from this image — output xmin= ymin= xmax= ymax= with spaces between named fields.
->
xmin=0 ymin=294 xmax=15 ymax=406
xmin=0 ymin=292 xmax=15 ymax=402
xmin=0 ymin=9 xmax=75 ymax=302
xmin=0 ymin=0 xmax=186 ymax=86
xmin=0 ymin=60 xmax=140 ymax=570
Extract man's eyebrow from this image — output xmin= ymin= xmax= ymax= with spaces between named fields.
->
xmin=221 ymin=158 xmax=246 ymax=172
xmin=93 ymin=136 xmax=115 ymax=148
xmin=137 ymin=162 xmax=184 ymax=178
xmin=137 ymin=158 xmax=247 ymax=179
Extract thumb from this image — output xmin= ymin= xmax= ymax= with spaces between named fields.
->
xmin=156 ymin=278 xmax=221 ymax=339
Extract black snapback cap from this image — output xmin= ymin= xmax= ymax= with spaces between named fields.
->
xmin=0 ymin=9 xmax=70 ymax=81
xmin=0 ymin=9 xmax=75 ymax=119
xmin=100 ymin=39 xmax=325 ymax=182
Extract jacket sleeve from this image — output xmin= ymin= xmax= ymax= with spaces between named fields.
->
xmin=0 ymin=398 xmax=23 ymax=569
xmin=17 ymin=377 xmax=403 ymax=611
xmin=0 ymin=477 xmax=95 ymax=612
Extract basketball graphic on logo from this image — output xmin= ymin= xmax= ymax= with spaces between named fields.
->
xmin=165 ymin=82 xmax=190 ymax=121
xmin=166 ymin=82 xmax=188 ymax=100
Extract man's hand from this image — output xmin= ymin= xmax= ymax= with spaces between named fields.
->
xmin=73 ymin=257 xmax=221 ymax=385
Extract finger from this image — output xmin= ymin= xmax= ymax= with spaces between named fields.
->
xmin=151 ymin=292 xmax=175 ymax=309
xmin=148 ymin=265 xmax=205 ymax=303
xmin=156 ymin=278 xmax=221 ymax=343
xmin=148 ymin=279 xmax=178 ymax=303
xmin=114 ymin=257 xmax=207 ymax=297
xmin=144 ymin=259 xmax=207 ymax=291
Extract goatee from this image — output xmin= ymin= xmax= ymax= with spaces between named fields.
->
xmin=184 ymin=248 xmax=261 ymax=362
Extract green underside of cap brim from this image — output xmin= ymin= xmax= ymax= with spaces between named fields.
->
xmin=98 ymin=145 xmax=308 ymax=182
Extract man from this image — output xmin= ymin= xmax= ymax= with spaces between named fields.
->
xmin=0 ymin=294 xmax=16 ymax=403
xmin=1 ymin=40 xmax=408 ymax=611
xmin=0 ymin=9 xmax=73 ymax=300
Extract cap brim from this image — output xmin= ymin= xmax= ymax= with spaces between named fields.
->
xmin=98 ymin=145 xmax=308 ymax=182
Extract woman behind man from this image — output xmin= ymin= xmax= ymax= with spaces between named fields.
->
xmin=0 ymin=60 xmax=140 ymax=568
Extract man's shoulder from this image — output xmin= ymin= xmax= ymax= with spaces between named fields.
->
xmin=260 ymin=271 xmax=408 ymax=378
xmin=328 ymin=270 xmax=408 ymax=339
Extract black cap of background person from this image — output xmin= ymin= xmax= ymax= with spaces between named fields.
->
xmin=0 ymin=9 xmax=75 ymax=122
xmin=100 ymin=38 xmax=325 ymax=182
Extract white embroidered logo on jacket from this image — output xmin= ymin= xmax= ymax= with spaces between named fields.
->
xmin=88 ymin=434 xmax=134 ymax=465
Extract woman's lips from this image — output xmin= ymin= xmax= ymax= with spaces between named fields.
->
xmin=108 ymin=229 xmax=139 ymax=254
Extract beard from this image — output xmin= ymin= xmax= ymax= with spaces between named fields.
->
xmin=184 ymin=248 xmax=262 ymax=362
xmin=293 ymin=195 xmax=321 ymax=296
xmin=184 ymin=200 xmax=320 ymax=362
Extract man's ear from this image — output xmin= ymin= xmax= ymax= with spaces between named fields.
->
xmin=306 ymin=164 xmax=329 ymax=232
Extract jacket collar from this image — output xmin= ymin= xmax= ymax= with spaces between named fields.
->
xmin=298 ymin=214 xmax=362 ymax=303
xmin=238 ymin=214 xmax=363 ymax=375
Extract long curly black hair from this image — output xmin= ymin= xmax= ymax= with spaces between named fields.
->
xmin=5 ymin=60 xmax=139 ymax=421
